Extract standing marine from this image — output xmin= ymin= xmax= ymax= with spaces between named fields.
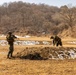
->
xmin=6 ymin=31 xmax=17 ymax=58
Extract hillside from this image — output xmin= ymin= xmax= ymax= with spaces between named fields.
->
xmin=0 ymin=1 xmax=76 ymax=37
xmin=58 ymin=26 xmax=76 ymax=38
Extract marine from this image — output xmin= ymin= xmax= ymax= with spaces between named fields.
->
xmin=6 ymin=31 xmax=17 ymax=58
xmin=51 ymin=35 xmax=62 ymax=47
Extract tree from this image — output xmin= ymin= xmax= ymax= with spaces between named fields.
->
xmin=60 ymin=5 xmax=76 ymax=31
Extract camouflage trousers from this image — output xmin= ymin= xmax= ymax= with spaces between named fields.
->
xmin=7 ymin=44 xmax=14 ymax=58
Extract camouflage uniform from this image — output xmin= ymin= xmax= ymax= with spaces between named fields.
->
xmin=51 ymin=35 xmax=62 ymax=47
xmin=6 ymin=32 xmax=17 ymax=58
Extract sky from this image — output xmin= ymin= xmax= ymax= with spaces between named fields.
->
xmin=0 ymin=0 xmax=76 ymax=7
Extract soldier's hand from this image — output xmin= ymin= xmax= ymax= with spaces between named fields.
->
xmin=16 ymin=38 xmax=20 ymax=41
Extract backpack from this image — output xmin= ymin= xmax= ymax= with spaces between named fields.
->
xmin=6 ymin=34 xmax=14 ymax=43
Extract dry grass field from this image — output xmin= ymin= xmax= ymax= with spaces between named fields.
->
xmin=0 ymin=36 xmax=76 ymax=75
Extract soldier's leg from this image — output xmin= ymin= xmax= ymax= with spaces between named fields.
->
xmin=60 ymin=41 xmax=62 ymax=46
xmin=56 ymin=43 xmax=59 ymax=46
xmin=58 ymin=40 xmax=62 ymax=46
xmin=10 ymin=45 xmax=14 ymax=57
xmin=7 ymin=45 xmax=11 ymax=58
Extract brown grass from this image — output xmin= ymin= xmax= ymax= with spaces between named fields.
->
xmin=0 ymin=37 xmax=76 ymax=75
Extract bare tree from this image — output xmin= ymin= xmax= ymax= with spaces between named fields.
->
xmin=60 ymin=5 xmax=76 ymax=31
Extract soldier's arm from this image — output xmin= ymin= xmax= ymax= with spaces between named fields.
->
xmin=13 ymin=35 xmax=20 ymax=40
xmin=13 ymin=35 xmax=17 ymax=38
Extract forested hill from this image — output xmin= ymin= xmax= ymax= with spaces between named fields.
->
xmin=0 ymin=1 xmax=76 ymax=37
